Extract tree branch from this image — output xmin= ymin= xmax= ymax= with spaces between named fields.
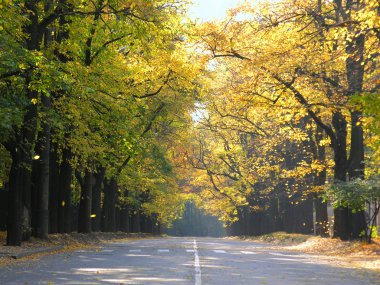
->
xmin=90 ymin=34 xmax=130 ymax=64
xmin=0 ymin=66 xmax=34 ymax=80
xmin=133 ymin=71 xmax=172 ymax=99
xmin=117 ymin=102 xmax=165 ymax=174
xmin=272 ymin=74 xmax=336 ymax=146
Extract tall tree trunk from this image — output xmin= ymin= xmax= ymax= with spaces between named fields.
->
xmin=347 ymin=111 xmax=366 ymax=239
xmin=22 ymin=155 xmax=33 ymax=242
xmin=35 ymin=2 xmax=55 ymax=238
xmin=152 ymin=214 xmax=160 ymax=234
xmin=54 ymin=2 xmax=72 ymax=234
xmin=101 ymin=178 xmax=118 ymax=232
xmin=131 ymin=210 xmax=141 ymax=233
xmin=49 ymin=147 xmax=59 ymax=234
xmin=34 ymin=95 xmax=51 ymax=239
xmin=120 ymin=205 xmax=130 ymax=232
xmin=78 ymin=170 xmax=94 ymax=233
xmin=59 ymin=148 xmax=73 ymax=233
xmin=140 ymin=214 xmax=147 ymax=233
xmin=6 ymin=150 xmax=23 ymax=246
xmin=332 ymin=111 xmax=349 ymax=240
xmin=313 ymin=125 xmax=329 ymax=236
xmin=346 ymin=32 xmax=366 ymax=239
xmin=91 ymin=167 xmax=105 ymax=232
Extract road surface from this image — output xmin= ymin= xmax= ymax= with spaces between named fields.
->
xmin=0 ymin=237 xmax=378 ymax=284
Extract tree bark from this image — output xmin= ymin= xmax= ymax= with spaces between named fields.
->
xmin=314 ymin=125 xmax=329 ymax=237
xmin=131 ymin=211 xmax=141 ymax=233
xmin=34 ymin=95 xmax=51 ymax=239
xmin=6 ymin=150 xmax=23 ymax=246
xmin=119 ymin=205 xmax=130 ymax=232
xmin=332 ymin=111 xmax=350 ymax=240
xmin=48 ymin=147 xmax=59 ymax=234
xmin=346 ymin=32 xmax=366 ymax=239
xmin=91 ymin=167 xmax=105 ymax=232
xmin=59 ymin=148 xmax=73 ymax=233
xmin=78 ymin=170 xmax=94 ymax=233
xmin=101 ymin=178 xmax=118 ymax=232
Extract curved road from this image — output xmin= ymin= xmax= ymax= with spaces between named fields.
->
xmin=0 ymin=237 xmax=378 ymax=284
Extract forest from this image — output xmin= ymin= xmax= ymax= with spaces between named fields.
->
xmin=0 ymin=0 xmax=379 ymax=246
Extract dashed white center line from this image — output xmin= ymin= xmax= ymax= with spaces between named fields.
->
xmin=157 ymin=249 xmax=170 ymax=253
xmin=101 ymin=249 xmax=114 ymax=253
xmin=269 ymin=252 xmax=287 ymax=256
xmin=213 ymin=250 xmax=226 ymax=253
xmin=194 ymin=240 xmax=202 ymax=285
xmin=241 ymin=251 xmax=257 ymax=255
xmin=186 ymin=249 xmax=195 ymax=253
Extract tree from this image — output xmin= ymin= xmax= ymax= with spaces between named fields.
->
xmin=192 ymin=0 xmax=379 ymax=239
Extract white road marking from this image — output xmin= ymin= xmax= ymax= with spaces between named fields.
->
xmin=129 ymin=249 xmax=142 ymax=253
xmin=269 ymin=252 xmax=294 ymax=257
xmin=157 ymin=249 xmax=170 ymax=253
xmin=213 ymin=250 xmax=226 ymax=253
xmin=241 ymin=251 xmax=257 ymax=255
xmin=269 ymin=252 xmax=283 ymax=256
xmin=101 ymin=249 xmax=114 ymax=253
xmin=186 ymin=249 xmax=195 ymax=253
xmin=194 ymin=240 xmax=202 ymax=285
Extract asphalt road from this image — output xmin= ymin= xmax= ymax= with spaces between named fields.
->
xmin=0 ymin=237 xmax=378 ymax=285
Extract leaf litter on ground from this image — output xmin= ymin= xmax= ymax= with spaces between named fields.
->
xmin=0 ymin=231 xmax=155 ymax=267
xmin=232 ymin=232 xmax=380 ymax=271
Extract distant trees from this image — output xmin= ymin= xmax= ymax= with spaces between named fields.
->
xmin=166 ymin=201 xmax=226 ymax=237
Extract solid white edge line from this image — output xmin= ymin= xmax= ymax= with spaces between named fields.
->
xmin=194 ymin=239 xmax=202 ymax=285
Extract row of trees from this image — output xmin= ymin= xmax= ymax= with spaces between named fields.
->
xmin=0 ymin=0 xmax=202 ymax=245
xmin=1 ymin=0 xmax=379 ymax=245
xmin=184 ymin=0 xmax=379 ymax=241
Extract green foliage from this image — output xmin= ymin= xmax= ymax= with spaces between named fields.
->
xmin=0 ymin=0 xmax=202 ymax=229
xmin=0 ymin=86 xmax=28 ymax=142
xmin=325 ymin=179 xmax=380 ymax=242
xmin=324 ymin=179 xmax=380 ymax=211
xmin=360 ymin=226 xmax=378 ymax=239
xmin=352 ymin=92 xmax=380 ymax=178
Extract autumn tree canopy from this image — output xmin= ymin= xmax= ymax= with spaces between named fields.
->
xmin=0 ymin=0 xmax=379 ymax=244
